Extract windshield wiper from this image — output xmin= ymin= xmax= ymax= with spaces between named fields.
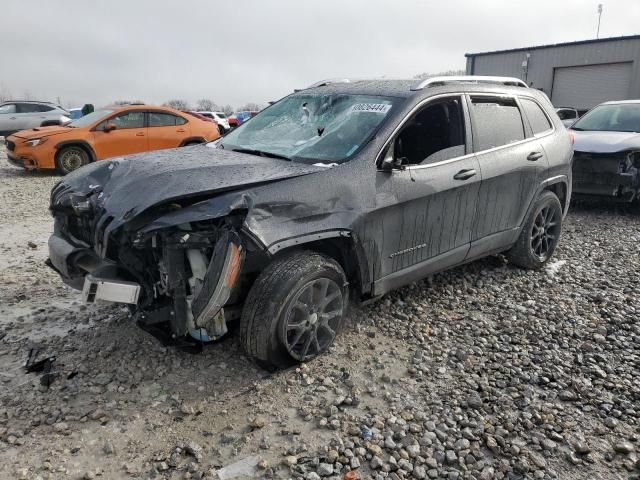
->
xmin=232 ymin=148 xmax=291 ymax=161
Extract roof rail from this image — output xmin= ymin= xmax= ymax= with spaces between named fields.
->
xmin=306 ymin=78 xmax=351 ymax=89
xmin=411 ymin=75 xmax=528 ymax=91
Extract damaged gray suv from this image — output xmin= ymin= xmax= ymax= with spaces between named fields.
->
xmin=47 ymin=76 xmax=573 ymax=368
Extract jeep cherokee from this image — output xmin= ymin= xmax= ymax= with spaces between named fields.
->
xmin=47 ymin=76 xmax=573 ymax=368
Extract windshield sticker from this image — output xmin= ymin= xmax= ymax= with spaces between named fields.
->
xmin=350 ymin=103 xmax=392 ymax=114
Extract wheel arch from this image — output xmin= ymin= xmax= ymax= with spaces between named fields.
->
xmin=542 ymin=176 xmax=570 ymax=216
xmin=266 ymin=231 xmax=372 ymax=300
xmin=54 ymin=140 xmax=97 ymax=163
xmin=179 ymin=137 xmax=206 ymax=147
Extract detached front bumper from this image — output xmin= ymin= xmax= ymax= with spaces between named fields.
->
xmin=47 ymin=232 xmax=141 ymax=304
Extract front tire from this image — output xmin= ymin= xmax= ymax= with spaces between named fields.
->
xmin=55 ymin=146 xmax=89 ymax=174
xmin=507 ymin=190 xmax=563 ymax=269
xmin=240 ymin=251 xmax=348 ymax=369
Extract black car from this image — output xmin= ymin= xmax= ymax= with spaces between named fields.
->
xmin=47 ymin=76 xmax=573 ymax=368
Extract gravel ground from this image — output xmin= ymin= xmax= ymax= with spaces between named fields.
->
xmin=0 ymin=142 xmax=639 ymax=480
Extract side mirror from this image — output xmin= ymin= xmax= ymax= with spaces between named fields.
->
xmin=103 ymin=123 xmax=117 ymax=133
xmin=380 ymin=141 xmax=406 ymax=172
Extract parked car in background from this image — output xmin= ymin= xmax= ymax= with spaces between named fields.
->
xmin=6 ymin=104 xmax=219 ymax=174
xmin=234 ymin=110 xmax=258 ymax=126
xmin=555 ymin=107 xmax=580 ymax=127
xmin=46 ymin=76 xmax=572 ymax=368
xmin=0 ymin=101 xmax=71 ymax=137
xmin=570 ymin=100 xmax=640 ymax=202
xmin=197 ymin=111 xmax=230 ymax=134
xmin=68 ymin=108 xmax=84 ymax=120
xmin=228 ymin=114 xmax=238 ymax=128
xmin=183 ymin=110 xmax=215 ymax=124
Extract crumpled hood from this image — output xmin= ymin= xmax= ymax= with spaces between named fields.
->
xmin=53 ymin=145 xmax=325 ymax=224
xmin=572 ymin=130 xmax=640 ymax=153
xmin=11 ymin=125 xmax=73 ymax=140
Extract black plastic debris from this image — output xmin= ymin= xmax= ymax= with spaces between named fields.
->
xmin=24 ymin=347 xmax=57 ymax=388
xmin=0 ymin=330 xmax=6 ymax=341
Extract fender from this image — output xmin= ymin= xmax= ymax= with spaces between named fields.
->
xmin=54 ymin=140 xmax=97 ymax=162
xmin=267 ymin=229 xmax=372 ymax=298
xmin=178 ymin=137 xmax=206 ymax=147
xmin=521 ymin=174 xmax=570 ymax=230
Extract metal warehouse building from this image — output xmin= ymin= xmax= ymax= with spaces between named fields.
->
xmin=465 ymin=35 xmax=640 ymax=110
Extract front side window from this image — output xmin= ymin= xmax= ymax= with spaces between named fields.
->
xmin=219 ymin=93 xmax=399 ymax=164
xmin=68 ymin=109 xmax=114 ymax=128
xmin=96 ymin=111 xmax=145 ymax=130
xmin=471 ymin=96 xmax=525 ymax=151
xmin=37 ymin=104 xmax=55 ymax=112
xmin=0 ymin=104 xmax=16 ymax=114
xmin=393 ymin=97 xmax=466 ymax=166
xmin=521 ymin=98 xmax=552 ymax=135
xmin=149 ymin=112 xmax=186 ymax=127
xmin=572 ymin=103 xmax=640 ymax=133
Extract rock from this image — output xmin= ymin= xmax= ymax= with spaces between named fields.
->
xmin=613 ymin=442 xmax=634 ymax=454
xmin=249 ymin=416 xmax=267 ymax=429
xmin=53 ymin=422 xmax=69 ymax=433
xmin=316 ymin=463 xmax=334 ymax=476
xmin=282 ymin=456 xmax=297 ymax=467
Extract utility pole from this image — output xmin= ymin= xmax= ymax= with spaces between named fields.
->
xmin=596 ymin=4 xmax=603 ymax=39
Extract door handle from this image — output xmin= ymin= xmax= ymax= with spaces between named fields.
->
xmin=136 ymin=132 xmax=145 ymax=136
xmin=453 ymin=169 xmax=477 ymax=180
xmin=177 ymin=129 xmax=186 ymax=133
xmin=9 ymin=117 xmax=16 ymax=120
xmin=527 ymin=151 xmax=544 ymax=161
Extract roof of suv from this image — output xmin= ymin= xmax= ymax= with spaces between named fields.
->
xmin=0 ymin=100 xmax=58 ymax=105
xmin=301 ymin=78 xmax=538 ymax=100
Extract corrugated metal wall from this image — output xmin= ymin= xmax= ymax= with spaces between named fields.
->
xmin=466 ymin=37 xmax=640 ymax=108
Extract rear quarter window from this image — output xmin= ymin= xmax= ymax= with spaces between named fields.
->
xmin=521 ymin=98 xmax=552 ymax=135
xmin=470 ymin=96 xmax=525 ymax=151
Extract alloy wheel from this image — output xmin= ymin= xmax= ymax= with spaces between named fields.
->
xmin=530 ymin=205 xmax=560 ymax=261
xmin=60 ymin=148 xmax=85 ymax=172
xmin=282 ymin=277 xmax=343 ymax=362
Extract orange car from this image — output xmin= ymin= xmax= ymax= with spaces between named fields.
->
xmin=5 ymin=104 xmax=220 ymax=174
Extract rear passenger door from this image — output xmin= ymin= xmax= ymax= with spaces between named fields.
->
xmin=147 ymin=111 xmax=190 ymax=150
xmin=468 ymin=95 xmax=547 ymax=255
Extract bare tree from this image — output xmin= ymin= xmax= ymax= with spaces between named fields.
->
xmin=0 ymin=83 xmax=13 ymax=103
xmin=222 ymin=104 xmax=234 ymax=115
xmin=164 ymin=99 xmax=190 ymax=111
xmin=196 ymin=98 xmax=220 ymax=111
xmin=237 ymin=102 xmax=263 ymax=112
xmin=413 ymin=69 xmax=466 ymax=80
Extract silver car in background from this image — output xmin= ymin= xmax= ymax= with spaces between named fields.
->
xmin=0 ymin=101 xmax=71 ymax=137
xmin=570 ymin=100 xmax=640 ymax=202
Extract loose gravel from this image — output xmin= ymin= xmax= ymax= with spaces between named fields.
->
xmin=0 ymin=143 xmax=639 ymax=480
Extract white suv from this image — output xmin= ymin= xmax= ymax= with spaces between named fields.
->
xmin=197 ymin=111 xmax=230 ymax=133
xmin=0 ymin=101 xmax=71 ymax=137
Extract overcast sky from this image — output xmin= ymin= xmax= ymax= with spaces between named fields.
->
xmin=1 ymin=0 xmax=638 ymax=109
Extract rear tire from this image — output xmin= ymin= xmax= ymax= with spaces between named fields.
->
xmin=55 ymin=146 xmax=89 ymax=175
xmin=240 ymin=251 xmax=348 ymax=369
xmin=507 ymin=190 xmax=563 ymax=269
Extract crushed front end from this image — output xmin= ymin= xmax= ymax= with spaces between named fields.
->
xmin=572 ymin=150 xmax=640 ymax=202
xmin=47 ymin=181 xmax=250 ymax=346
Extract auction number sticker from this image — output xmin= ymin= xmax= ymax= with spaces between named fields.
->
xmin=351 ymin=103 xmax=392 ymax=114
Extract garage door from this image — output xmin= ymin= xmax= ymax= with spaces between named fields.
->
xmin=551 ymin=62 xmax=632 ymax=110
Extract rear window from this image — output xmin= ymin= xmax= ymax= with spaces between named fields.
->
xmin=215 ymin=112 xmax=227 ymax=118
xmin=521 ymin=98 xmax=552 ymax=135
xmin=17 ymin=103 xmax=42 ymax=113
xmin=149 ymin=112 xmax=186 ymax=127
xmin=470 ymin=96 xmax=525 ymax=151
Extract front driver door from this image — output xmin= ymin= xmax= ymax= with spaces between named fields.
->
xmin=371 ymin=95 xmax=482 ymax=294
xmin=92 ymin=110 xmax=148 ymax=160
